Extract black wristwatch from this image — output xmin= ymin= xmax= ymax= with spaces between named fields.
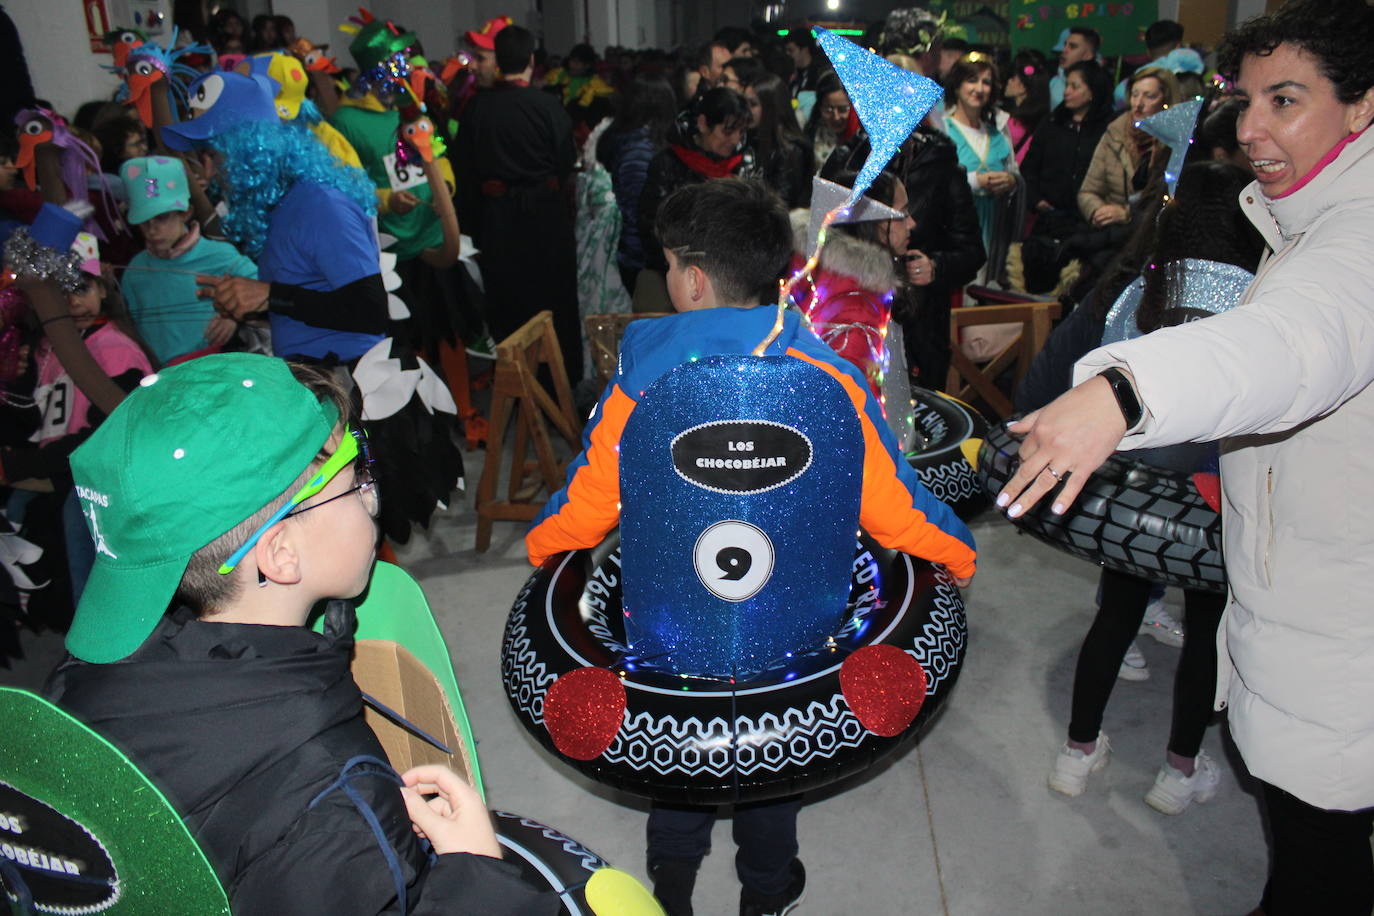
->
xmin=1099 ymin=367 xmax=1143 ymax=430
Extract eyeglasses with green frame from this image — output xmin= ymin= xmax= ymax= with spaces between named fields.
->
xmin=217 ymin=425 xmax=378 ymax=575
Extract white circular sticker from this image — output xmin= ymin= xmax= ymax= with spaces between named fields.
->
xmin=692 ymin=520 xmax=775 ymax=602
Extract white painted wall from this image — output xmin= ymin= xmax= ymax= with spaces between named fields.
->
xmin=10 ymin=0 xmax=135 ymax=117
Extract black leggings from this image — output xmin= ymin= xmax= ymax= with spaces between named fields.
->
xmin=1067 ymin=569 xmax=1225 ymax=757
xmin=1258 ymin=781 xmax=1374 ymax=915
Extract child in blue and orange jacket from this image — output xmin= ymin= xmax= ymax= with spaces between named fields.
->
xmin=525 ymin=177 xmax=975 ymax=916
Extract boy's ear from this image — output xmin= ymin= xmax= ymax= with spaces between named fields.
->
xmin=687 ymin=263 xmax=709 ymax=302
xmin=254 ymin=523 xmax=303 ymax=587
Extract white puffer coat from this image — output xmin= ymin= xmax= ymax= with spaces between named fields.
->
xmin=1075 ymin=127 xmax=1374 ymax=811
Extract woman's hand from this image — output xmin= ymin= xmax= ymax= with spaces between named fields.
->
xmin=903 ymin=250 xmax=935 ymax=287
xmin=1091 ymin=203 xmax=1128 ymax=227
xmin=981 ymin=171 xmax=1015 ymax=195
xmin=996 ymin=374 xmax=1128 ymax=518
xmin=196 ymin=275 xmax=270 ymax=320
xmin=399 ymin=765 xmax=502 ymax=859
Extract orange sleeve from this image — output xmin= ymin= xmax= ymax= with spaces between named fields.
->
xmin=787 ymin=349 xmax=978 ymax=579
xmin=525 ymin=384 xmax=636 ymax=566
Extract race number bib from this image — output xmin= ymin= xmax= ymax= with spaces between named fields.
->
xmin=383 ymin=152 xmax=428 ymax=193
xmin=31 ymin=380 xmax=71 ymax=443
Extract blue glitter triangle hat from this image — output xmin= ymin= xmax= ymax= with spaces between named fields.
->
xmin=1136 ymin=98 xmax=1204 ymax=198
xmin=754 ymin=29 xmax=941 ymax=356
xmin=813 ymin=26 xmax=943 ymax=206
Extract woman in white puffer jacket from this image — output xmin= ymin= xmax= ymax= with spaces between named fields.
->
xmin=996 ymin=2 xmax=1374 ymax=912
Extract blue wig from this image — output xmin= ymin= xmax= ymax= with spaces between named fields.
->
xmin=209 ymin=119 xmax=376 ymax=258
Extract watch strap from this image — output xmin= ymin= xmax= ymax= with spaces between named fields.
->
xmin=1099 ymin=367 xmax=1144 ymax=430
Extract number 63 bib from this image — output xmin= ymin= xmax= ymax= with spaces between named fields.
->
xmin=619 ymin=355 xmax=863 ymax=677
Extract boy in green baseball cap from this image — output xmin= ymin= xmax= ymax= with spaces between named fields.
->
xmin=45 ymin=353 xmax=555 ymax=914
xmin=118 ymin=155 xmax=257 ymax=364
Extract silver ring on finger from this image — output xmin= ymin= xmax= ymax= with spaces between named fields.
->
xmin=1044 ymin=466 xmax=1061 ymax=480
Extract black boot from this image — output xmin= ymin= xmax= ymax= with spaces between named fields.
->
xmin=649 ymin=858 xmax=700 ymax=916
xmin=739 ymin=859 xmax=806 ymax=916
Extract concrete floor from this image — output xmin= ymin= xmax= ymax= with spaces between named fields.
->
xmin=2 ymin=493 xmax=1273 ymax=915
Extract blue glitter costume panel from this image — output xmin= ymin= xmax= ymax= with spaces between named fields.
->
xmin=619 ymin=355 xmax=863 ymax=677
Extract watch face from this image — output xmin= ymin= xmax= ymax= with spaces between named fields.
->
xmin=1104 ymin=369 xmax=1142 ymax=426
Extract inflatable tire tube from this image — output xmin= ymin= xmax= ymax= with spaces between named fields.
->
xmin=494 ymin=812 xmax=621 ymax=916
xmin=976 ymin=421 xmax=1225 ymax=593
xmin=502 ymin=533 xmax=968 ymax=806
xmin=907 ymin=387 xmax=989 ymax=519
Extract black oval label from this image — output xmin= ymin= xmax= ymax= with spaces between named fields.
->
xmin=0 ymin=781 xmax=119 ymax=912
xmin=671 ymin=421 xmax=813 ymax=494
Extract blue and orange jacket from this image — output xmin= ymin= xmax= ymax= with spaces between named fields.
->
xmin=526 ymin=306 xmax=977 ymax=578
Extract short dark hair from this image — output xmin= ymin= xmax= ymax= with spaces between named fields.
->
xmin=785 ymin=28 xmax=816 ymax=52
xmin=495 ymin=24 xmax=536 ymax=75
xmin=656 ymin=177 xmax=791 ymax=306
xmin=1199 ymin=97 xmax=1244 ymax=156
xmin=1217 ymin=0 xmax=1374 ymax=104
xmin=695 ymin=87 xmax=750 ymax=131
xmin=723 ymin=56 xmax=761 ymax=83
xmin=942 ymin=37 xmax=969 ymax=55
xmin=697 ymin=40 xmax=730 ymax=70
xmin=714 ymin=26 xmax=752 ymax=55
xmin=1069 ymin=26 xmax=1101 ymax=54
xmin=1145 ymin=20 xmax=1184 ymax=52
xmin=568 ymin=43 xmax=597 ymax=66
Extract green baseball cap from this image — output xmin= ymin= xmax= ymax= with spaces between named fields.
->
xmin=67 ymin=354 xmax=340 ymax=663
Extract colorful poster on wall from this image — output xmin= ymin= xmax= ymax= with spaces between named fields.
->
xmin=1011 ymin=0 xmax=1159 ymax=58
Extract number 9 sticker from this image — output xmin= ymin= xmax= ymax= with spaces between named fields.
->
xmin=692 ymin=520 xmax=774 ymax=602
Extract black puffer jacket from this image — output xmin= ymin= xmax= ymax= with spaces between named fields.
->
xmin=1020 ymin=106 xmax=1113 ymax=221
xmin=46 ymin=603 xmax=557 ymax=916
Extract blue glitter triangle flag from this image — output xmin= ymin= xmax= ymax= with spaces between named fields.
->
xmin=1135 ymin=98 xmax=1203 ymax=197
xmin=813 ymin=27 xmax=943 ymax=207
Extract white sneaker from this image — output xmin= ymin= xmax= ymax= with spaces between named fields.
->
xmin=1144 ymin=750 xmax=1221 ymax=815
xmin=1049 ymin=733 xmax=1111 ymax=797
xmin=1140 ymin=598 xmax=1185 ymax=648
xmin=1118 ymin=641 xmax=1149 ymax=681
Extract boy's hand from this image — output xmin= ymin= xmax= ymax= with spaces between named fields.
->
xmin=399 ymin=765 xmax=502 ymax=859
xmin=197 ymin=275 xmax=269 ymax=320
xmin=389 ymin=190 xmax=421 ymax=215
xmin=203 ymin=314 xmax=238 ymax=347
xmin=951 ymin=573 xmax=972 ymax=588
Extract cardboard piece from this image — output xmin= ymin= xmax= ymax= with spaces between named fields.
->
xmin=351 ymin=639 xmax=477 ymax=784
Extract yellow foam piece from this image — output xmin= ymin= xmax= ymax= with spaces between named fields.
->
xmin=961 ymin=437 xmax=983 ymax=470
xmin=584 ymin=867 xmax=667 ymax=916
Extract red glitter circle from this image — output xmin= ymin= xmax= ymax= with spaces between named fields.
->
xmin=840 ymin=645 xmax=927 ymax=737
xmin=543 ymin=666 xmax=627 ymax=760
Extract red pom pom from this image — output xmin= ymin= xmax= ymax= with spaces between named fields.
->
xmin=1191 ymin=472 xmax=1222 ymax=513
xmin=543 ymin=667 xmax=626 ymax=760
xmin=840 ymin=645 xmax=927 ymax=737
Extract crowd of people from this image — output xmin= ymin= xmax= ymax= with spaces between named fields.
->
xmin=0 ymin=0 xmax=1372 ymax=913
